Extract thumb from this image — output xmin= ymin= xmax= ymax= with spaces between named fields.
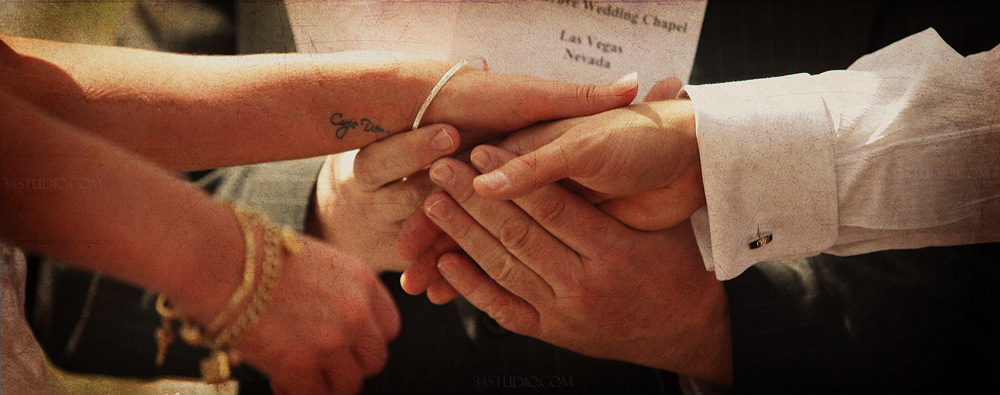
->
xmin=644 ymin=77 xmax=683 ymax=102
xmin=471 ymin=144 xmax=571 ymax=199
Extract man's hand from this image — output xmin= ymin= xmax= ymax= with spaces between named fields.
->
xmin=472 ymin=78 xmax=702 ymax=231
xmin=395 ymin=78 xmax=696 ymax=300
xmin=310 ymin=123 xmax=462 ymax=274
xmin=309 ymin=123 xmax=463 ymax=302
xmin=419 ymin=147 xmax=733 ymax=386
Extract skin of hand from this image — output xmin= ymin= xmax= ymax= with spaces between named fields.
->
xmin=308 ymin=123 xmax=463 ymax=275
xmin=397 ymin=78 xmax=699 ymax=298
xmin=319 ymin=72 xmax=640 ymax=301
xmin=1 ymin=245 xmax=63 ymax=395
xmin=471 ymin=78 xmax=704 ymax=231
xmin=0 ymin=92 xmax=399 ymax=395
xmin=0 ymin=36 xmax=638 ymax=172
xmin=420 ymin=148 xmax=733 ymax=386
xmin=222 ymin=236 xmax=401 ymax=395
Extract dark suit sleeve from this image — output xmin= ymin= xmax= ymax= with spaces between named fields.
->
xmin=724 ymin=244 xmax=1000 ymax=392
xmin=196 ymin=157 xmax=325 ymax=230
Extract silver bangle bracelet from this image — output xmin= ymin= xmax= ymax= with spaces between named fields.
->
xmin=412 ymin=55 xmax=488 ymax=130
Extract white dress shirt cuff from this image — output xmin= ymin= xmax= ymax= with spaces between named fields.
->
xmin=682 ymin=75 xmax=838 ymax=280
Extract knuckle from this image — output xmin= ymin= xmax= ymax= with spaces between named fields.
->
xmin=513 ymin=154 xmax=539 ymax=174
xmin=445 ymin=211 xmax=476 ymax=239
xmin=575 ymin=83 xmax=601 ymax=108
xmin=450 ymin=182 xmax=477 ymax=204
xmin=509 ymin=155 xmax=542 ymax=186
xmin=571 ymin=131 xmax=611 ymax=180
xmin=497 ymin=217 xmax=534 ymax=254
xmin=489 ymin=308 xmax=518 ymax=332
xmin=491 ymin=305 xmax=540 ymax=338
xmin=530 ymin=191 xmax=569 ymax=226
xmin=482 ymin=299 xmax=521 ymax=332
xmin=316 ymin=329 xmax=346 ymax=353
xmin=492 ymin=253 xmax=521 ymax=285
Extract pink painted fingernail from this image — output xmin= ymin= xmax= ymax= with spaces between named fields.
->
xmin=477 ymin=171 xmax=508 ymax=192
xmin=430 ymin=128 xmax=454 ymax=152
xmin=430 ymin=163 xmax=455 ymax=186
xmin=425 ymin=200 xmax=450 ymax=221
xmin=611 ymin=72 xmax=638 ymax=96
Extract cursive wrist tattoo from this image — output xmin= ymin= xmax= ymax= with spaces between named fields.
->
xmin=329 ymin=113 xmax=390 ymax=139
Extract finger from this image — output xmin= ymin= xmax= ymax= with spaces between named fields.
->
xmin=322 ymin=348 xmax=365 ymax=395
xmin=447 ymin=71 xmax=637 ymax=133
xmin=644 ymin=77 xmax=683 ymax=102
xmin=367 ymin=274 xmax=402 ymax=341
xmin=437 ymin=252 xmax=540 ymax=336
xmin=400 ymin=250 xmax=440 ymax=296
xmin=428 ymin=158 xmax=579 ymax=286
xmin=426 ymin=275 xmax=460 ymax=305
xmin=471 ymin=141 xmax=578 ymax=199
xmin=400 ymin=233 xmax=459 ymax=296
xmin=366 ymin=169 xmax=435 ymax=226
xmin=396 ymin=210 xmax=441 ymax=261
xmin=508 ymin=71 xmax=638 ymax=125
xmin=354 ymin=123 xmax=460 ymax=189
xmin=496 ymin=119 xmax=572 ymax=156
xmin=471 ymin=146 xmax=631 ymax=258
xmin=423 ymin=186 xmax=553 ymax=301
xmin=430 ymin=158 xmax=578 ymax=278
xmin=269 ymin=356 xmax=330 ymax=395
xmin=353 ymin=318 xmax=390 ymax=377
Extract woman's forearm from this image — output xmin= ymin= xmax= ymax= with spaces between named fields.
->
xmin=0 ymin=91 xmax=242 ymax=322
xmin=1 ymin=35 xmax=448 ymax=171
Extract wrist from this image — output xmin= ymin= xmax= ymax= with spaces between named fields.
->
xmin=639 ymin=224 xmax=732 ymax=385
xmin=154 ymin=204 xmax=301 ymax=382
xmin=309 ymin=56 xmax=452 ymax=134
xmin=158 ymin=202 xmax=248 ymax=327
xmin=646 ymin=279 xmax=732 ymax=386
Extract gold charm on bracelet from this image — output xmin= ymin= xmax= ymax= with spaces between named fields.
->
xmin=200 ymin=350 xmax=231 ymax=384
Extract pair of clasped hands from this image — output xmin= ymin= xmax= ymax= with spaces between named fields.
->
xmin=316 ymin=73 xmax=731 ymax=388
xmin=1 ymin=34 xmax=728 ymax=394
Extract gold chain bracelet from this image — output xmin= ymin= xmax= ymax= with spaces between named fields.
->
xmin=154 ymin=202 xmax=300 ymax=383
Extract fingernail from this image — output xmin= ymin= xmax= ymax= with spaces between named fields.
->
xmin=430 ymin=163 xmax=455 ymax=186
xmin=611 ymin=72 xmax=638 ymax=96
xmin=425 ymin=199 xmax=450 ymax=221
xmin=470 ymin=150 xmax=493 ymax=172
xmin=430 ymin=128 xmax=454 ymax=152
xmin=437 ymin=258 xmax=455 ymax=278
xmin=477 ymin=171 xmax=508 ymax=192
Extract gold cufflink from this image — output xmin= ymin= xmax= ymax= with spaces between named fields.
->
xmin=748 ymin=225 xmax=772 ymax=249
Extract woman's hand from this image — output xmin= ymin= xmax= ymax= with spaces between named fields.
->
xmin=229 ymin=236 xmax=400 ymax=395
